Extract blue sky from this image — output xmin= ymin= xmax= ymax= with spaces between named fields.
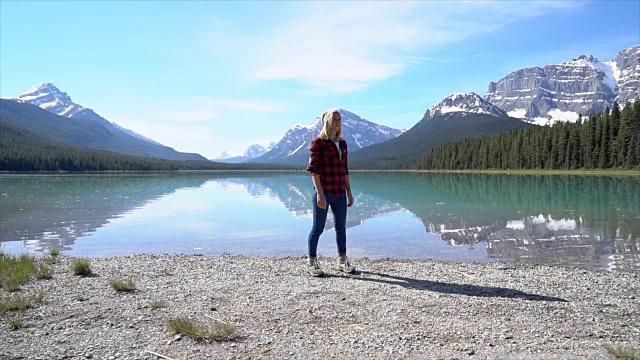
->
xmin=1 ymin=1 xmax=639 ymax=159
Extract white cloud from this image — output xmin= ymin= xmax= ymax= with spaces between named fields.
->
xmin=234 ymin=1 xmax=584 ymax=93
xmin=104 ymin=97 xmax=292 ymax=158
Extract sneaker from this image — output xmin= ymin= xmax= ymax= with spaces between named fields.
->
xmin=307 ymin=257 xmax=324 ymax=277
xmin=336 ymin=254 xmax=355 ymax=273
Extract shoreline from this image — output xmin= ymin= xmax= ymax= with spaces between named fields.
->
xmin=1 ymin=254 xmax=639 ymax=359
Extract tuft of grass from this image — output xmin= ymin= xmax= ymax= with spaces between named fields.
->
xmin=35 ymin=264 xmax=52 ymax=280
xmin=71 ymin=258 xmax=92 ymax=276
xmin=7 ymin=317 xmax=23 ymax=330
xmin=168 ymin=317 xmax=239 ymax=342
xmin=0 ymin=295 xmax=33 ymax=313
xmin=109 ymin=278 xmax=137 ymax=292
xmin=150 ymin=300 xmax=167 ymax=309
xmin=606 ymin=345 xmax=640 ymax=360
xmin=0 ymin=252 xmax=41 ymax=291
xmin=48 ymin=248 xmax=60 ymax=264
xmin=76 ymin=296 xmax=88 ymax=302
xmin=34 ymin=290 xmax=46 ymax=304
xmin=2 ymin=279 xmax=20 ymax=293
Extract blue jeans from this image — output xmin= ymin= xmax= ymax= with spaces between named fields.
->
xmin=308 ymin=192 xmax=347 ymax=257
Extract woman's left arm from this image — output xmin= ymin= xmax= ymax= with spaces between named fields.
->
xmin=342 ymin=140 xmax=354 ymax=207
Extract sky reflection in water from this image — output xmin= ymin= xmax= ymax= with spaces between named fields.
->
xmin=0 ymin=172 xmax=638 ymax=272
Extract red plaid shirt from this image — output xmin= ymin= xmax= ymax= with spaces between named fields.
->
xmin=306 ymin=137 xmax=349 ymax=197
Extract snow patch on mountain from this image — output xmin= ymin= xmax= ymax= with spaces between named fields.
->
xmin=548 ymin=108 xmax=581 ymax=123
xmin=507 ymin=108 xmax=527 ymax=119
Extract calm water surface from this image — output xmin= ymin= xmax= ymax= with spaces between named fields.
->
xmin=1 ymin=172 xmax=638 ymax=272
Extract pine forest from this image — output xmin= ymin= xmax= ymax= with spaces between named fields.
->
xmin=418 ymin=99 xmax=640 ymax=171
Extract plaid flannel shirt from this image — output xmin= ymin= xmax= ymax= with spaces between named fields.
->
xmin=306 ymin=137 xmax=349 ymax=197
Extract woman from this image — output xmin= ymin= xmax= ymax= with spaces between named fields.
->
xmin=305 ymin=108 xmax=355 ymax=276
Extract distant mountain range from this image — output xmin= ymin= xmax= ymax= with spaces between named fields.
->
xmin=3 ymin=45 xmax=638 ymax=169
xmin=249 ymin=109 xmax=404 ymax=167
xmin=4 ymin=83 xmax=207 ymax=161
xmin=218 ymin=45 xmax=638 ymax=166
xmin=215 ymin=143 xmax=275 ymax=163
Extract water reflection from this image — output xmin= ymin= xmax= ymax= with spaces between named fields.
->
xmin=352 ymin=173 xmax=639 ymax=272
xmin=0 ymin=174 xmax=210 ymax=252
xmin=227 ymin=173 xmax=640 ymax=272
xmin=222 ymin=175 xmax=402 ymax=230
xmin=1 ymin=172 xmax=638 ymax=272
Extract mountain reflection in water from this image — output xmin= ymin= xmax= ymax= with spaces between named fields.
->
xmin=0 ymin=174 xmax=210 ymax=252
xmin=226 ymin=173 xmax=640 ymax=272
xmin=1 ymin=172 xmax=638 ymax=272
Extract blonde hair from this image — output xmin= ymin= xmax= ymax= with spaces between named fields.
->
xmin=318 ymin=108 xmax=342 ymax=141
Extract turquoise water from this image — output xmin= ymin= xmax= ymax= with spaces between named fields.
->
xmin=1 ymin=172 xmax=638 ymax=272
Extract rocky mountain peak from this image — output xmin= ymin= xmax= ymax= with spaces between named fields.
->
xmin=19 ymin=82 xmax=87 ymax=118
xmin=573 ymin=54 xmax=598 ymax=63
xmin=243 ymin=144 xmax=270 ymax=158
xmin=426 ymin=92 xmax=507 ymax=120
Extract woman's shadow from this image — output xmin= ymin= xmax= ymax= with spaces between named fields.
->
xmin=338 ymin=270 xmax=567 ymax=302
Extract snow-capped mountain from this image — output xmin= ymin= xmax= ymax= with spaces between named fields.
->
xmin=19 ymin=82 xmax=160 ymax=145
xmin=349 ymin=92 xmax=528 ymax=168
xmin=251 ymin=109 xmax=403 ymax=166
xmin=485 ymin=45 xmax=640 ymax=125
xmin=216 ymin=151 xmax=236 ymax=160
xmin=215 ymin=143 xmax=275 ymax=163
xmin=244 ymin=143 xmax=272 ymax=159
xmin=19 ymin=82 xmax=87 ymax=118
xmin=10 ymin=82 xmax=207 ymax=161
xmin=424 ymin=92 xmax=507 ymax=121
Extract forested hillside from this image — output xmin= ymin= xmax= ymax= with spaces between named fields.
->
xmin=417 ymin=99 xmax=640 ymax=170
xmin=0 ymin=122 xmax=287 ymax=171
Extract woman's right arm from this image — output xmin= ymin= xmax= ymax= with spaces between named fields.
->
xmin=312 ymin=175 xmax=326 ymax=209
xmin=307 ymin=139 xmax=326 ymax=209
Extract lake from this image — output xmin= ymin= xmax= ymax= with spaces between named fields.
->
xmin=1 ymin=172 xmax=638 ymax=272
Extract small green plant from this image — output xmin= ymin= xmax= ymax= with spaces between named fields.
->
xmin=48 ymin=248 xmax=60 ymax=263
xmin=71 ymin=258 xmax=92 ymax=276
xmin=76 ymin=296 xmax=88 ymax=302
xmin=606 ymin=345 xmax=640 ymax=360
xmin=35 ymin=264 xmax=52 ymax=279
xmin=213 ymin=321 xmax=238 ymax=341
xmin=150 ymin=300 xmax=167 ymax=309
xmin=0 ymin=252 xmax=38 ymax=291
xmin=7 ymin=317 xmax=23 ymax=330
xmin=2 ymin=279 xmax=20 ymax=292
xmin=34 ymin=290 xmax=46 ymax=304
xmin=109 ymin=278 xmax=137 ymax=292
xmin=168 ymin=317 xmax=239 ymax=342
xmin=0 ymin=295 xmax=32 ymax=313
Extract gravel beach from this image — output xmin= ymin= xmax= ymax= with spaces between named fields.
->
xmin=1 ymin=254 xmax=639 ymax=360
